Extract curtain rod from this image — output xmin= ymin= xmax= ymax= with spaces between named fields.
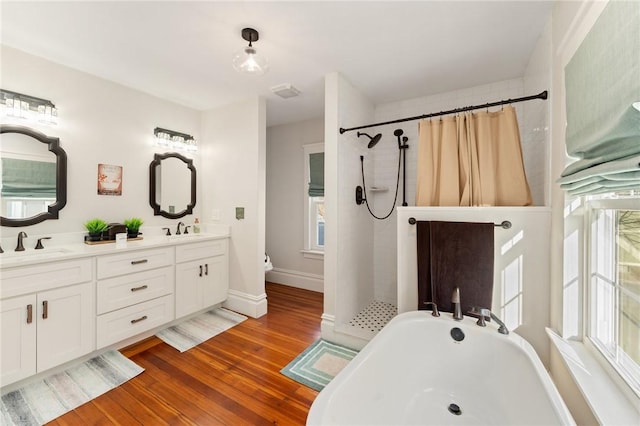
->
xmin=339 ymin=90 xmax=548 ymax=134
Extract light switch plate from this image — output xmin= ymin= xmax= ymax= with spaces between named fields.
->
xmin=235 ymin=207 xmax=244 ymax=220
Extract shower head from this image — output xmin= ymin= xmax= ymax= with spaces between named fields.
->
xmin=357 ymin=131 xmax=382 ymax=149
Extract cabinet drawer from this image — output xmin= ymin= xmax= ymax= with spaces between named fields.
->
xmin=1 ymin=259 xmax=92 ymax=299
xmin=97 ymin=266 xmax=174 ymax=314
xmin=97 ymin=247 xmax=174 ymax=279
xmin=175 ymin=239 xmax=228 ymax=263
xmin=96 ymin=294 xmax=174 ymax=349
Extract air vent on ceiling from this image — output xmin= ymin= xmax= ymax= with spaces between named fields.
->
xmin=271 ymin=84 xmax=301 ymax=99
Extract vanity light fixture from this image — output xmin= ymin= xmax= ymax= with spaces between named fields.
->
xmin=154 ymin=127 xmax=198 ymax=153
xmin=232 ymin=27 xmax=268 ymax=76
xmin=0 ymin=89 xmax=58 ymax=125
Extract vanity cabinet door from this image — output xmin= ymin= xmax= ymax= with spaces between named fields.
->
xmin=36 ymin=282 xmax=95 ymax=372
xmin=175 ymin=259 xmax=206 ymax=318
xmin=175 ymin=255 xmax=229 ymax=318
xmin=0 ymin=294 xmax=37 ymax=386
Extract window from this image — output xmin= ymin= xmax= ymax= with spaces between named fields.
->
xmin=587 ymin=196 xmax=640 ymax=394
xmin=303 ymin=143 xmax=324 ymax=255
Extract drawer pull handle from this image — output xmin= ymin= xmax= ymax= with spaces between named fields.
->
xmin=199 ymin=265 xmax=203 ymax=277
xmin=27 ymin=304 xmax=33 ymax=324
xmin=130 ymin=315 xmax=148 ymax=324
xmin=131 ymin=259 xmax=148 ymax=265
xmin=205 ymin=264 xmax=209 ymax=276
xmin=42 ymin=300 xmax=48 ymax=319
xmin=131 ymin=285 xmax=149 ymax=292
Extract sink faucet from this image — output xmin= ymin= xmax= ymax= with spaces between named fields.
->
xmin=15 ymin=231 xmax=28 ymax=252
xmin=469 ymin=307 xmax=509 ymax=335
xmin=176 ymin=221 xmax=185 ymax=235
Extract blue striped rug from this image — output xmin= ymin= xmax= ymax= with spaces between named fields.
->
xmin=156 ymin=308 xmax=247 ymax=352
xmin=280 ymin=339 xmax=358 ymax=391
xmin=0 ymin=350 xmax=144 ymax=426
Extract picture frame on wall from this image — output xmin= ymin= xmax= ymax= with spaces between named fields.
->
xmin=97 ymin=163 xmax=122 ymax=196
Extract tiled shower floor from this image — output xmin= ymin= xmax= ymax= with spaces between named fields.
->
xmin=348 ymin=300 xmax=398 ymax=333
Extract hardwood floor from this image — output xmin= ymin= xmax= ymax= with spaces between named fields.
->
xmin=48 ymin=283 xmax=323 ymax=426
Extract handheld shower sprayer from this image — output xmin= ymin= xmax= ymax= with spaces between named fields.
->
xmin=357 ymin=131 xmax=382 ymax=149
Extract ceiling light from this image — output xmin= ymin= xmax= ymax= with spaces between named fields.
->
xmin=271 ymin=84 xmax=301 ymax=99
xmin=232 ymin=27 xmax=268 ymax=76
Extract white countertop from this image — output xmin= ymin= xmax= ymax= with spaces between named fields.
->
xmin=0 ymin=230 xmax=230 ymax=270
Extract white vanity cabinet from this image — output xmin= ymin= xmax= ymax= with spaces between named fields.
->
xmin=96 ymin=247 xmax=175 ymax=349
xmin=175 ymin=239 xmax=229 ymax=318
xmin=0 ymin=259 xmax=94 ymax=387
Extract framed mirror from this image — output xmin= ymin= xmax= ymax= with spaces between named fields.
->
xmin=0 ymin=125 xmax=67 ymax=227
xmin=149 ymin=152 xmax=196 ymax=219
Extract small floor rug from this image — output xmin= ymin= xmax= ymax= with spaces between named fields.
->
xmin=156 ymin=307 xmax=247 ymax=352
xmin=0 ymin=350 xmax=144 ymax=426
xmin=280 ymin=339 xmax=359 ymax=391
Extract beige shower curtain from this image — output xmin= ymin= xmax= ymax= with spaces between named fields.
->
xmin=416 ymin=105 xmax=532 ymax=206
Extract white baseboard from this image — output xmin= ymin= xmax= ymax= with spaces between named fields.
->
xmin=266 ymin=268 xmax=324 ymax=293
xmin=223 ymin=290 xmax=268 ymax=318
xmin=320 ymin=314 xmax=370 ymax=351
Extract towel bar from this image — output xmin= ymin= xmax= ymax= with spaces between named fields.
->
xmin=408 ymin=217 xmax=512 ymax=229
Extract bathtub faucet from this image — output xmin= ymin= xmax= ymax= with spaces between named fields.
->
xmin=469 ymin=307 xmax=509 ymax=335
xmin=423 ymin=302 xmax=440 ymax=317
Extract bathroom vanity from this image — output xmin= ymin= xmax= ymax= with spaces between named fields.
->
xmin=0 ymin=232 xmax=229 ymax=388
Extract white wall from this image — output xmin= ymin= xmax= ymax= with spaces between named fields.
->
xmin=0 ymin=46 xmax=201 ymax=243
xmin=201 ymin=98 xmax=267 ymax=318
xmin=1 ymin=46 xmax=267 ymax=320
xmin=322 ymin=72 xmax=377 ymax=349
xmin=397 ymin=207 xmax=551 ymax=367
xmin=265 ymin=117 xmax=324 ymax=292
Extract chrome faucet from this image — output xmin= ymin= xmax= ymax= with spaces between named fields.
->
xmin=15 ymin=231 xmax=28 ymax=252
xmin=176 ymin=221 xmax=185 ymax=235
xmin=469 ymin=307 xmax=509 ymax=335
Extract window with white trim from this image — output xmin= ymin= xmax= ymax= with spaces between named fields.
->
xmin=303 ymin=143 xmax=324 ymax=254
xmin=586 ymin=194 xmax=640 ymax=395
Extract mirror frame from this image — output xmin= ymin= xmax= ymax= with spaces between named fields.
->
xmin=149 ymin=152 xmax=196 ymax=219
xmin=0 ymin=124 xmax=68 ymax=227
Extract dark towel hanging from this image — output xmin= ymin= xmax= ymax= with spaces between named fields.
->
xmin=417 ymin=221 xmax=495 ymax=315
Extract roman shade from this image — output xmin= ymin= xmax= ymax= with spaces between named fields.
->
xmin=558 ymin=0 xmax=640 ymax=196
xmin=308 ymin=152 xmax=324 ymax=197
xmin=1 ymin=157 xmax=56 ymax=198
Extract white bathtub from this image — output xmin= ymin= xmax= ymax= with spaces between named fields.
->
xmin=307 ymin=311 xmax=574 ymax=425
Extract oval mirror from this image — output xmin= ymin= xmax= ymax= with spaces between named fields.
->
xmin=0 ymin=125 xmax=67 ymax=227
xmin=149 ymin=152 xmax=196 ymax=219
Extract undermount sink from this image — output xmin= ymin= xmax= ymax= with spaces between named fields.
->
xmin=166 ymin=233 xmax=206 ymax=241
xmin=0 ymin=247 xmax=74 ymax=262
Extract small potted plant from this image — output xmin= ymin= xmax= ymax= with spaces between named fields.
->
xmin=84 ymin=218 xmax=109 ymax=242
xmin=124 ymin=217 xmax=144 ymax=239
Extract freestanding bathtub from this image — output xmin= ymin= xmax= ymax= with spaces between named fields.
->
xmin=307 ymin=311 xmax=574 ymax=425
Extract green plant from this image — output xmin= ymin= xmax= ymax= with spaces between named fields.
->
xmin=84 ymin=218 xmax=109 ymax=235
xmin=124 ymin=217 xmax=144 ymax=232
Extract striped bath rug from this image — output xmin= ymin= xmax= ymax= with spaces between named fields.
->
xmin=156 ymin=307 xmax=247 ymax=352
xmin=0 ymin=350 xmax=144 ymax=426
xmin=280 ymin=339 xmax=359 ymax=391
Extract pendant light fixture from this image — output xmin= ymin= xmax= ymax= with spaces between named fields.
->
xmin=232 ymin=27 xmax=268 ymax=76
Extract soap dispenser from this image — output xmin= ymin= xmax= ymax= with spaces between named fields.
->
xmin=193 ymin=218 xmax=200 ymax=234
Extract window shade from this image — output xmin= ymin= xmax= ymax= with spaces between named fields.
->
xmin=1 ymin=158 xmax=56 ymax=198
xmin=308 ymin=152 xmax=324 ymax=197
xmin=559 ymin=1 xmax=640 ymax=196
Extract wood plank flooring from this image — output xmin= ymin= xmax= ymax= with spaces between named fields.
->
xmin=47 ymin=283 xmax=323 ymax=426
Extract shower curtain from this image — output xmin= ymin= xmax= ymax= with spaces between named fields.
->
xmin=416 ymin=105 xmax=532 ymax=206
